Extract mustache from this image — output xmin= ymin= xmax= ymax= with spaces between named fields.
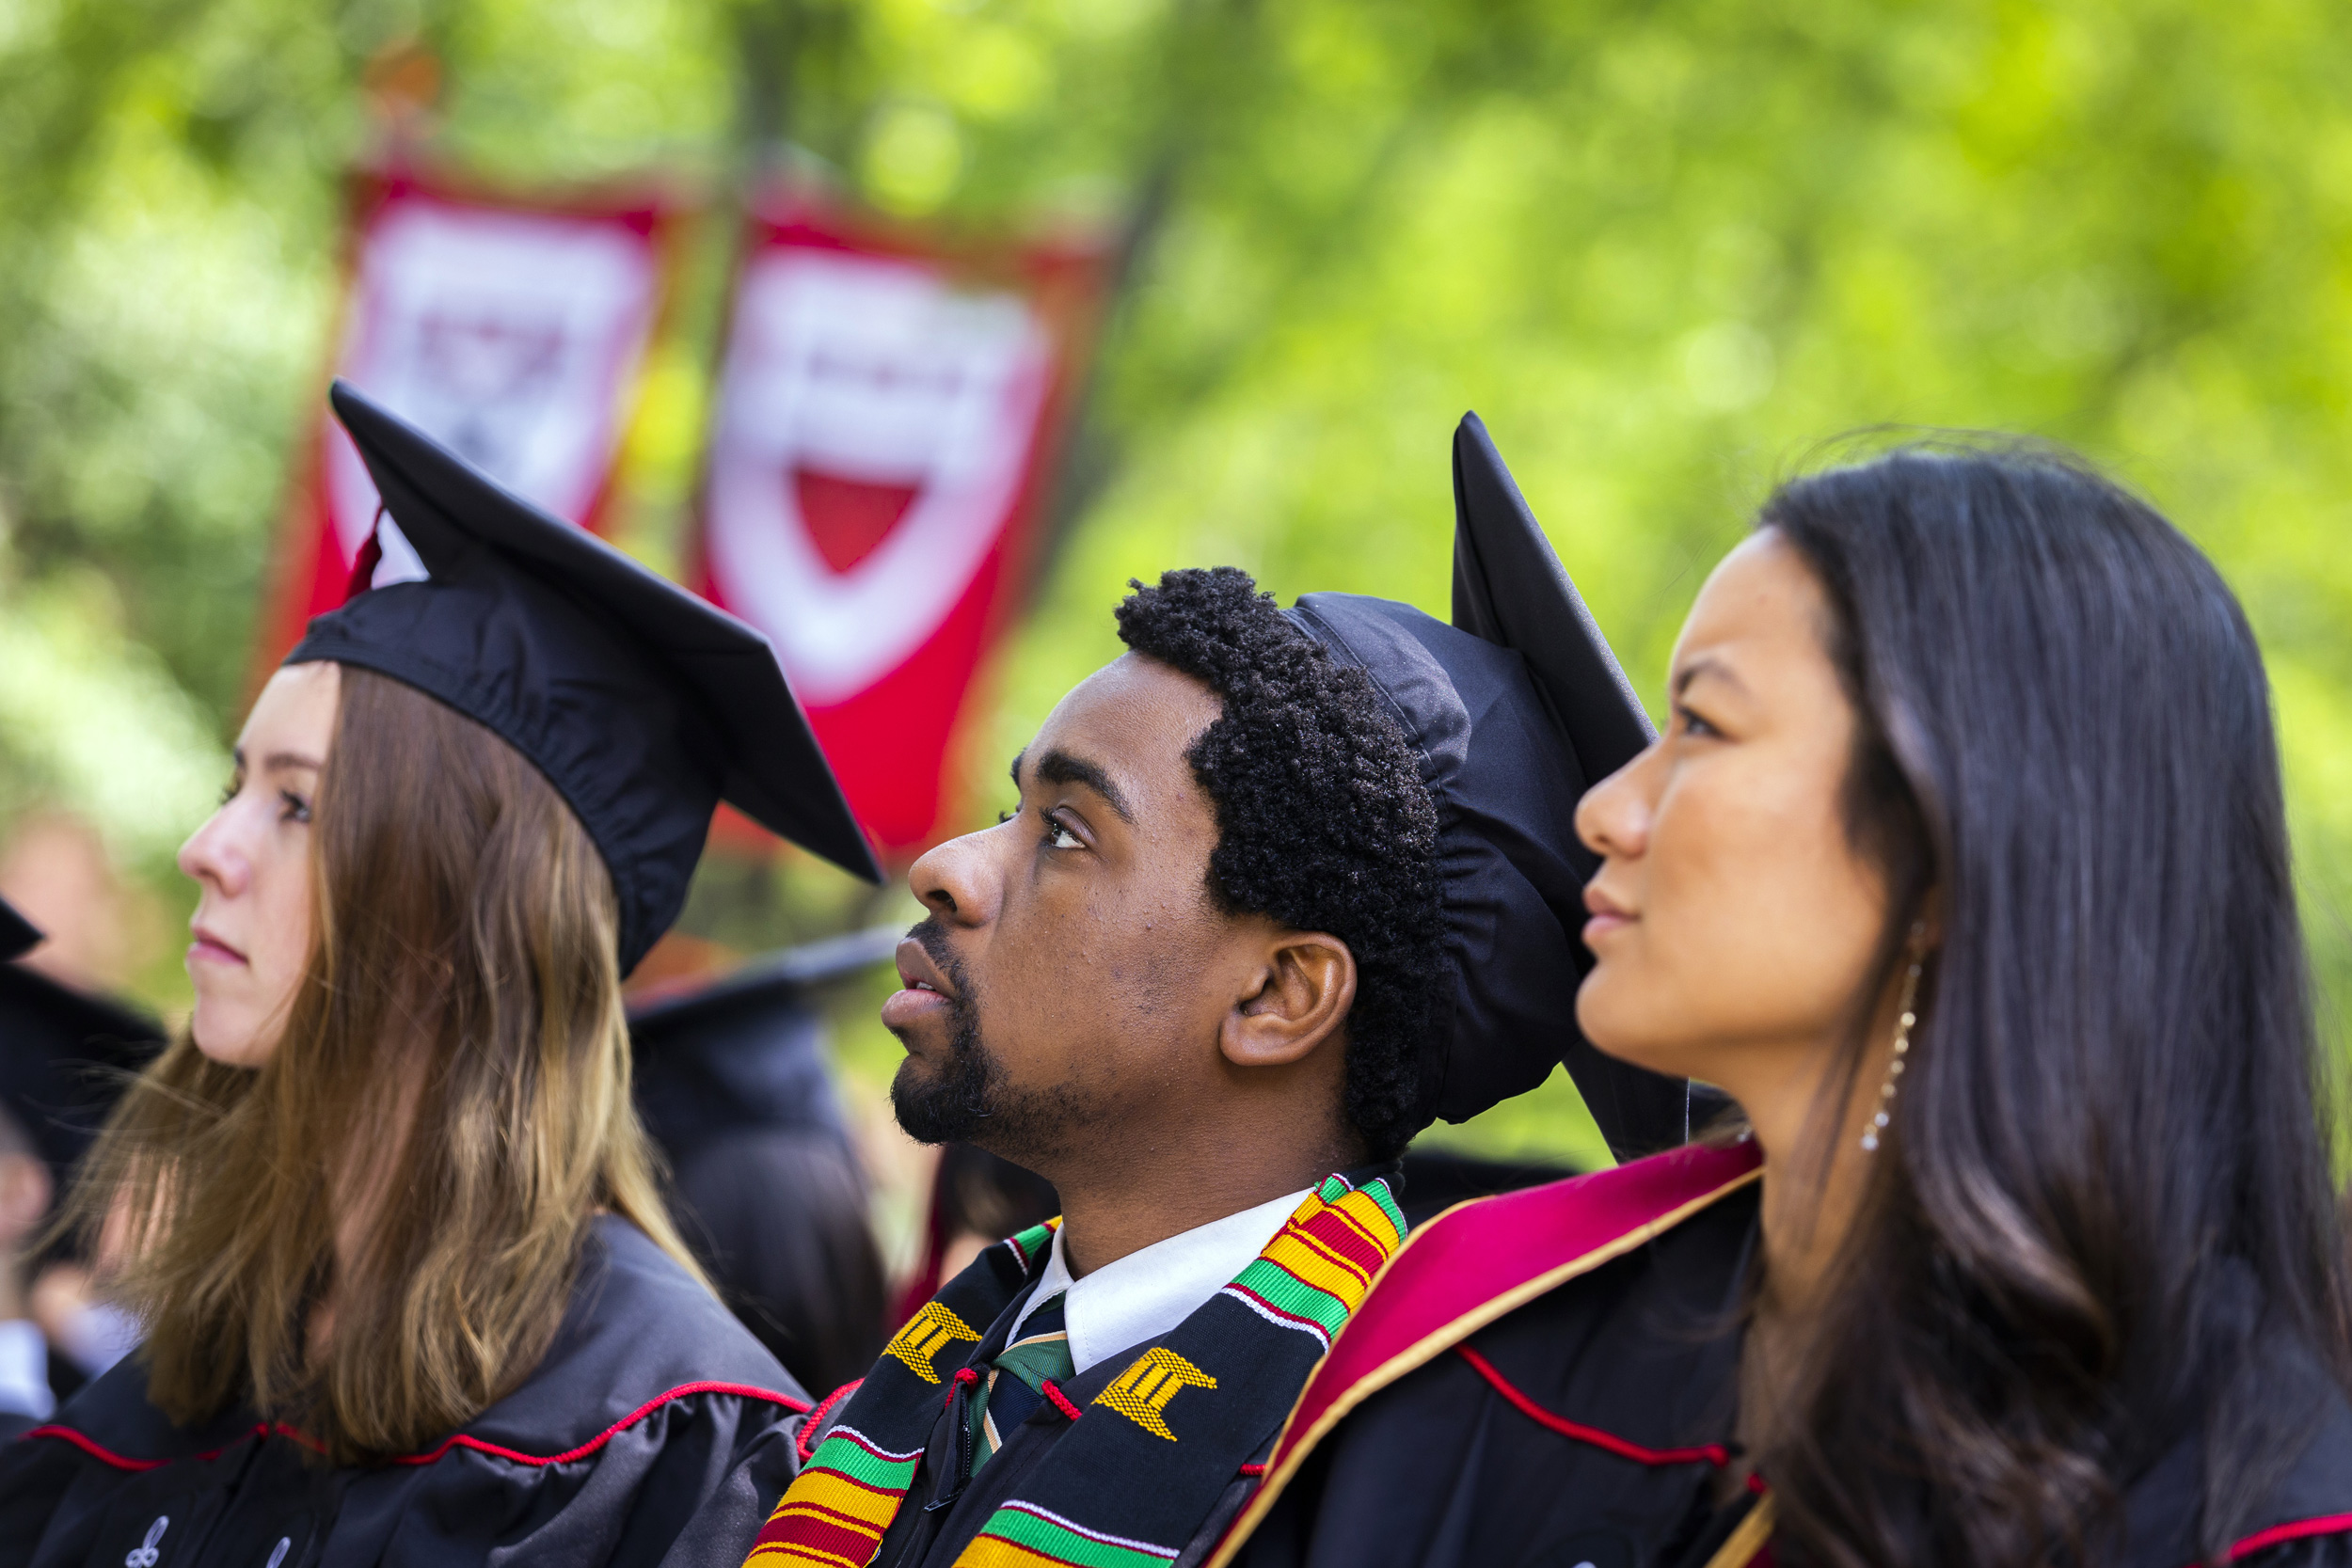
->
xmin=906 ymin=916 xmax=976 ymax=1013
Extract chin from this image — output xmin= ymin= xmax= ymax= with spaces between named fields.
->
xmin=1574 ymin=974 xmax=1679 ymax=1078
xmin=190 ymin=1011 xmax=274 ymax=1069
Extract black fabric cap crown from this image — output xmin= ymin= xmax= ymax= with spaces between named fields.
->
xmin=288 ymin=382 xmax=880 ymax=973
xmin=1281 ymin=414 xmax=1690 ymax=1160
xmin=0 ymin=900 xmax=166 ymax=1186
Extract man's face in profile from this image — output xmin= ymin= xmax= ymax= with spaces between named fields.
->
xmin=883 ymin=653 xmax=1251 ymax=1173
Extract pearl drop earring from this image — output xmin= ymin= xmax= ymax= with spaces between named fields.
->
xmin=1860 ymin=940 xmax=1927 ymax=1154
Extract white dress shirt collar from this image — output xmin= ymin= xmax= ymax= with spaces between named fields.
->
xmin=1008 ymin=1186 xmax=1309 ymax=1375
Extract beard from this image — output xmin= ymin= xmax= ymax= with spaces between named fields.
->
xmin=886 ymin=919 xmax=1085 ymax=1165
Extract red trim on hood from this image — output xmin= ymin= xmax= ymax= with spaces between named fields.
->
xmin=1272 ymin=1141 xmax=1762 ymax=1471
xmin=796 ymin=1378 xmax=865 ymax=1465
xmin=2225 ymin=1513 xmax=2352 ymax=1560
xmin=1204 ymin=1141 xmax=1765 ymax=1568
xmin=389 ymin=1382 xmax=808 ymax=1466
xmin=24 ymin=1381 xmax=808 ymax=1472
xmin=1454 ymin=1344 xmax=1732 ymax=1468
xmin=20 ymin=1424 xmax=183 ymax=1472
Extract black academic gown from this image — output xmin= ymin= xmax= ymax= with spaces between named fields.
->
xmin=0 ymin=1217 xmax=810 ymax=1568
xmin=1219 ymin=1143 xmax=2352 ymax=1568
xmin=838 ymin=1281 xmax=1263 ymax=1568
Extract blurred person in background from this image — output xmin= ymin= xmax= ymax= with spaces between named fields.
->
xmin=0 ymin=819 xmax=162 ymax=1400
xmin=0 ymin=1106 xmax=55 ymax=1440
xmin=1216 ymin=448 xmax=2352 ymax=1568
xmin=0 ymin=897 xmax=163 ymax=1432
xmin=736 ymin=420 xmax=1690 ymax=1568
xmin=0 ymin=385 xmax=881 ymax=1568
xmin=629 ymin=938 xmax=896 ymax=1399
xmin=0 ymin=812 xmax=156 ymax=1002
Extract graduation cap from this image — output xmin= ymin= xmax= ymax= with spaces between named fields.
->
xmin=287 ymin=382 xmax=881 ymax=974
xmin=626 ymin=925 xmax=899 ymax=1158
xmin=0 ymin=898 xmax=165 ymax=1188
xmin=1282 ymin=413 xmax=1692 ymax=1160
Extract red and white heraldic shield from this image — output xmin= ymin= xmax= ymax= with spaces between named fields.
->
xmin=694 ymin=199 xmax=1109 ymax=856
xmin=261 ymin=169 xmax=675 ymax=660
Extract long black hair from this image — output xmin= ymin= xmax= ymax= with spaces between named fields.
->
xmin=1757 ymin=443 xmax=2352 ymax=1565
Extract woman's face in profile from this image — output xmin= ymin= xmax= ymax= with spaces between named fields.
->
xmin=1574 ymin=531 xmax=1892 ymax=1110
xmin=176 ymin=661 xmax=341 ymax=1068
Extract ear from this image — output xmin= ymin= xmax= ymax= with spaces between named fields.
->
xmin=1220 ymin=931 xmax=1357 ymax=1069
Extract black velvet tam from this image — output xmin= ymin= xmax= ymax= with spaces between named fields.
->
xmin=0 ymin=902 xmax=165 ymax=1187
xmin=286 ymin=382 xmax=879 ymax=974
xmin=1282 ymin=414 xmax=1690 ymax=1159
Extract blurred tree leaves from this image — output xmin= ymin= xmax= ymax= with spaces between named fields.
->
xmin=5 ymin=0 xmax=2352 ymax=1162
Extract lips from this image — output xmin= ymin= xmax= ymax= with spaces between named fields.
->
xmin=893 ymin=937 xmax=956 ymax=1001
xmin=188 ymin=922 xmax=247 ymax=966
xmin=1581 ymin=880 xmax=1635 ymax=946
xmin=881 ymin=933 xmax=959 ymax=1037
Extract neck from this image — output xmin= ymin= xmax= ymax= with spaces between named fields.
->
xmin=1028 ymin=1115 xmax=1362 ymax=1280
xmin=1740 ymin=980 xmax=1908 ymax=1331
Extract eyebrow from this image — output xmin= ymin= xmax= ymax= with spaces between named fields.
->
xmin=233 ymin=746 xmax=324 ymax=773
xmin=1671 ymin=656 xmax=1749 ymax=701
xmin=1023 ymin=747 xmax=1136 ymax=825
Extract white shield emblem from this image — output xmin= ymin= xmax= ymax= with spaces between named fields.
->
xmin=326 ymin=194 xmax=662 ymax=561
xmin=702 ymin=248 xmax=1052 ymax=707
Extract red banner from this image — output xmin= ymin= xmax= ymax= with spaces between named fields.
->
xmin=693 ymin=198 xmax=1110 ymax=857
xmin=260 ymin=168 xmax=677 ymax=662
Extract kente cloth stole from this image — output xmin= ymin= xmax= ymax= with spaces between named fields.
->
xmin=746 ymin=1173 xmax=1406 ymax=1568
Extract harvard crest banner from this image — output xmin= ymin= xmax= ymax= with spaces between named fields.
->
xmin=693 ymin=197 xmax=1109 ymax=854
xmin=261 ymin=167 xmax=676 ymax=662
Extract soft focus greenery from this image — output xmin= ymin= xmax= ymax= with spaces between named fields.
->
xmin=7 ymin=0 xmax=2352 ymax=1172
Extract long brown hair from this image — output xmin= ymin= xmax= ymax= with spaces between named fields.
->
xmin=73 ymin=666 xmax=701 ymax=1461
xmin=1756 ymin=447 xmax=2352 ymax=1565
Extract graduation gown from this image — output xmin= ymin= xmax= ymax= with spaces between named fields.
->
xmin=0 ymin=1217 xmax=811 ymax=1568
xmin=1216 ymin=1142 xmax=2352 ymax=1568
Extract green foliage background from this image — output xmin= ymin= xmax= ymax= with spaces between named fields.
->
xmin=5 ymin=0 xmax=2350 ymax=1170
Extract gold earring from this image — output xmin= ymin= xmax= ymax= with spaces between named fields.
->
xmin=1860 ymin=937 xmax=1927 ymax=1154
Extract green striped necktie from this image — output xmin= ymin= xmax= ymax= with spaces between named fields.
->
xmin=968 ymin=1290 xmax=1073 ymax=1473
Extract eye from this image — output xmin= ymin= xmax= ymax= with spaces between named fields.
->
xmin=997 ymin=808 xmax=1016 ymax=825
xmin=278 ymin=789 xmax=313 ymax=825
xmin=1676 ymin=705 xmax=1722 ymax=740
xmin=1043 ymin=812 xmax=1084 ymax=852
xmin=218 ymin=769 xmax=246 ymax=806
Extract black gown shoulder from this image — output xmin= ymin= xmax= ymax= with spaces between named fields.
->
xmin=0 ymin=1217 xmax=810 ymax=1568
xmin=1217 ymin=1144 xmax=2352 ymax=1568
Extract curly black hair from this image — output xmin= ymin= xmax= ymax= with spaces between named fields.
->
xmin=1115 ymin=567 xmax=1446 ymax=1161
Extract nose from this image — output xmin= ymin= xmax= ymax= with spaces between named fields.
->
xmin=177 ymin=805 xmax=250 ymax=900
xmin=1575 ymin=742 xmax=1661 ymax=863
xmin=906 ymin=825 xmax=1002 ymax=928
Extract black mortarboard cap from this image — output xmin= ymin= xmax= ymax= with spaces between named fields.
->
xmin=1449 ymin=414 xmax=1654 ymax=781
xmin=0 ymin=900 xmax=166 ymax=1187
xmin=287 ymin=382 xmax=881 ymax=973
xmin=627 ymin=926 xmax=898 ymax=1157
xmin=1281 ymin=414 xmax=1691 ymax=1160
